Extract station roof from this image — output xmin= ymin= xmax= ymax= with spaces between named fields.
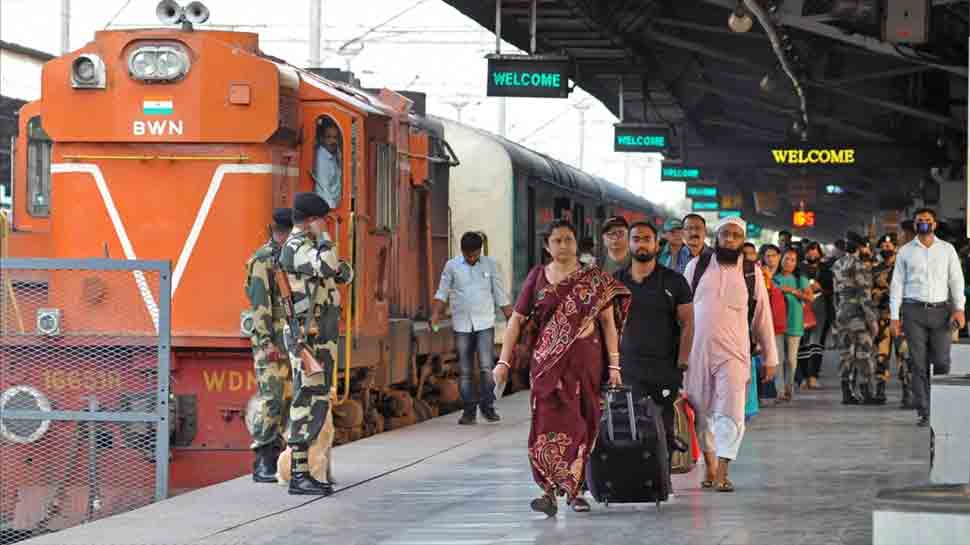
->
xmin=442 ymin=0 xmax=969 ymax=240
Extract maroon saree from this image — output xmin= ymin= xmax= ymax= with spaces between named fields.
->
xmin=514 ymin=264 xmax=631 ymax=500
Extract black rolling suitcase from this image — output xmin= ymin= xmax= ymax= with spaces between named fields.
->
xmin=586 ymin=386 xmax=670 ymax=507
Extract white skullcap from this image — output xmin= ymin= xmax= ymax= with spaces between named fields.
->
xmin=715 ymin=216 xmax=746 ymax=235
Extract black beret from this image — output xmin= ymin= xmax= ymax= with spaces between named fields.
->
xmin=292 ymin=192 xmax=330 ymax=222
xmin=845 ymin=231 xmax=867 ymax=246
xmin=272 ymin=208 xmax=293 ymax=229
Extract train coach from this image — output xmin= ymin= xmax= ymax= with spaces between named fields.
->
xmin=0 ymin=1 xmax=672 ymax=537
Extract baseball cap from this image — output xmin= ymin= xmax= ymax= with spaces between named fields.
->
xmin=663 ymin=218 xmax=683 ymax=232
xmin=601 ymin=216 xmax=629 ymax=233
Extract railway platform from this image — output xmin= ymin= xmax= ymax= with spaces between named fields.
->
xmin=21 ymin=351 xmax=935 ymax=545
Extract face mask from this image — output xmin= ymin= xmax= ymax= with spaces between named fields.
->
xmin=880 ymin=250 xmax=895 ymax=259
xmin=916 ymin=221 xmax=933 ymax=235
xmin=715 ymin=246 xmax=741 ymax=263
xmin=633 ymin=251 xmax=656 ymax=263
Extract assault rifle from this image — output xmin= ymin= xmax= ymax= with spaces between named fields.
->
xmin=274 ymin=269 xmax=325 ymax=377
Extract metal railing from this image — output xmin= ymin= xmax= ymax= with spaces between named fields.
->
xmin=0 ymin=258 xmax=170 ymax=545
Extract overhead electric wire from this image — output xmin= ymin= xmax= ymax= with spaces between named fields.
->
xmin=335 ymin=0 xmax=431 ymax=53
xmin=104 ymin=0 xmax=135 ymax=29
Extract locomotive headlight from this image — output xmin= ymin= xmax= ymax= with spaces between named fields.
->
xmin=128 ymin=44 xmax=190 ymax=82
xmin=0 ymin=385 xmax=52 ymax=444
xmin=70 ymin=54 xmax=107 ymax=89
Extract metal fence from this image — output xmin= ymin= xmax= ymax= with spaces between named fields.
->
xmin=0 ymin=258 xmax=170 ymax=545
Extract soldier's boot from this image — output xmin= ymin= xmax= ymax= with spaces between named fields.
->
xmin=288 ymin=445 xmax=333 ymax=496
xmin=873 ymin=382 xmax=887 ymax=405
xmin=841 ymin=380 xmax=860 ymax=405
xmin=860 ymin=383 xmax=878 ymax=405
xmin=252 ymin=444 xmax=279 ymax=483
xmin=900 ymin=386 xmax=913 ymax=410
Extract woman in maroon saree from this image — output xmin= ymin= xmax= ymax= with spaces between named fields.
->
xmin=495 ymin=220 xmax=630 ymax=516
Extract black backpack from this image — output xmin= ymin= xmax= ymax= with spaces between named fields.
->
xmin=690 ymin=252 xmax=759 ymax=353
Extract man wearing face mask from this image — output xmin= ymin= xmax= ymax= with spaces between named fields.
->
xmin=890 ymin=208 xmax=966 ymax=427
xmin=614 ymin=222 xmax=694 ymax=481
xmin=278 ymin=192 xmax=354 ymax=495
xmin=833 ymin=231 xmax=879 ymax=405
xmin=684 ymin=217 xmax=777 ymax=493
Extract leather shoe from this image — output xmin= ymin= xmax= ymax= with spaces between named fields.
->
xmin=481 ymin=409 xmax=501 ymax=423
xmin=917 ymin=416 xmax=930 ymax=428
xmin=458 ymin=413 xmax=476 ymax=425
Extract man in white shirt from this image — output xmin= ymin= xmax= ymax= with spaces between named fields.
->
xmin=431 ymin=232 xmax=513 ymax=425
xmin=890 ymin=208 xmax=966 ymax=427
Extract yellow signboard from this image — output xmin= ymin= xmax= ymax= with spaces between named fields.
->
xmin=771 ymin=149 xmax=856 ymax=165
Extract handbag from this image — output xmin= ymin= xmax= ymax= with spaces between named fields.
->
xmin=768 ymin=284 xmax=788 ymax=335
xmin=802 ymin=299 xmax=817 ymax=330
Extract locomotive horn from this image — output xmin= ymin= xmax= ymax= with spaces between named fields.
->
xmin=156 ymin=0 xmax=184 ymax=25
xmin=184 ymin=1 xmax=210 ymax=24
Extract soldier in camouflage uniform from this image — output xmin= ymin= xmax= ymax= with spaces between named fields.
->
xmin=871 ymin=234 xmax=912 ymax=408
xmin=279 ymin=192 xmax=353 ymax=496
xmin=832 ymin=232 xmax=879 ymax=405
xmin=245 ymin=208 xmax=294 ymax=483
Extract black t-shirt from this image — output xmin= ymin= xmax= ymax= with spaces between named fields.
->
xmin=613 ymin=264 xmax=692 ymax=391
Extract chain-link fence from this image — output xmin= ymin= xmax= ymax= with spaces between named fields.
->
xmin=0 ymin=259 xmax=170 ymax=545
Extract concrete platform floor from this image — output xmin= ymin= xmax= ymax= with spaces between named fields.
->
xmin=26 ymin=353 xmax=932 ymax=545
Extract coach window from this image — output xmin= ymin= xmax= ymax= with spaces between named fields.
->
xmin=311 ymin=116 xmax=343 ymax=209
xmin=26 ymin=117 xmax=51 ymax=217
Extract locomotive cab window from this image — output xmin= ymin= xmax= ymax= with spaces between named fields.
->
xmin=26 ymin=117 xmax=51 ymax=217
xmin=312 ymin=116 xmax=344 ymax=209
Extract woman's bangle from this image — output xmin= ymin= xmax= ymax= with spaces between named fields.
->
xmin=608 ymin=352 xmax=620 ymax=358
xmin=496 ymin=360 xmax=511 ymax=369
xmin=608 ymin=365 xmax=621 ymax=371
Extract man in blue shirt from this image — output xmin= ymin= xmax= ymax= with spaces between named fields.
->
xmin=431 ymin=232 xmax=513 ymax=425
xmin=890 ymin=208 xmax=966 ymax=427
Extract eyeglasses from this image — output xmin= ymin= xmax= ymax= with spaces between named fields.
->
xmin=604 ymin=230 xmax=627 ymax=239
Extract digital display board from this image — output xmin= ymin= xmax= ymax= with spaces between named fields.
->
xmin=718 ymin=210 xmax=741 ymax=219
xmin=692 ymin=201 xmax=719 ymax=211
xmin=793 ymin=210 xmax=816 ymax=227
xmin=748 ymin=223 xmax=763 ymax=237
xmin=661 ymin=164 xmax=703 ymax=181
xmin=686 ymin=185 xmax=717 ymax=198
xmin=486 ymin=55 xmax=571 ymax=98
xmin=614 ymin=124 xmax=671 ymax=153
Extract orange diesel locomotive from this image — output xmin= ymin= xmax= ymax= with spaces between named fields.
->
xmin=0 ymin=2 xmax=671 ymax=526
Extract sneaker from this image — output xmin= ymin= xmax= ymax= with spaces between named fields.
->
xmin=482 ymin=409 xmax=501 ymax=423
xmin=458 ymin=413 xmax=477 ymax=425
xmin=917 ymin=416 xmax=930 ymax=428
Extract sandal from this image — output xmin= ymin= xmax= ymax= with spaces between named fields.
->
xmin=715 ymin=479 xmax=735 ymax=493
xmin=569 ymin=497 xmax=591 ymax=513
xmin=701 ymin=480 xmax=715 ymax=489
xmin=530 ymin=494 xmax=557 ymax=517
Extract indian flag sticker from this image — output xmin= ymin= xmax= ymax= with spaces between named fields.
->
xmin=143 ymin=97 xmax=173 ymax=116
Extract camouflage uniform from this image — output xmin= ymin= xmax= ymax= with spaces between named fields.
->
xmin=245 ymin=238 xmax=292 ymax=450
xmin=278 ymin=227 xmax=353 ymax=448
xmin=872 ymin=259 xmax=912 ymax=390
xmin=832 ymin=253 xmax=877 ymax=393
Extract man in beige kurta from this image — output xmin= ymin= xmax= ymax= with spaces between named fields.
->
xmin=683 ymin=216 xmax=778 ymax=492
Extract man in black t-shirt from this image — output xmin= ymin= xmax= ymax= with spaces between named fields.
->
xmin=613 ymin=221 xmax=695 ymax=454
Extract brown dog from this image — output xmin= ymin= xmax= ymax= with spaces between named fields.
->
xmin=276 ymin=406 xmax=335 ymax=485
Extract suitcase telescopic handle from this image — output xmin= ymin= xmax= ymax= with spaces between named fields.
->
xmin=605 ymin=387 xmax=638 ymax=442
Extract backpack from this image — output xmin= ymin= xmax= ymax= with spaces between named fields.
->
xmin=690 ymin=252 xmax=759 ymax=353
